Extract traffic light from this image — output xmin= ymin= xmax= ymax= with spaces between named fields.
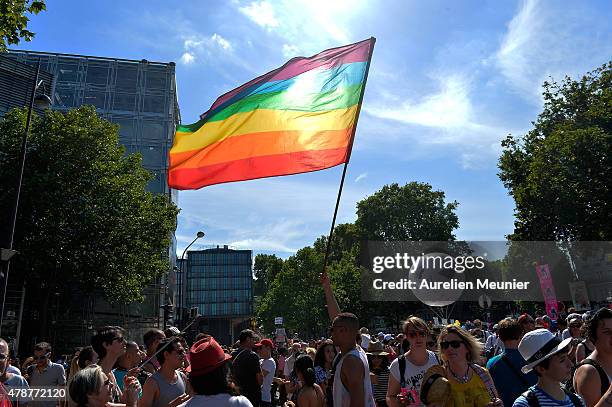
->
xmin=161 ymin=304 xmax=174 ymax=329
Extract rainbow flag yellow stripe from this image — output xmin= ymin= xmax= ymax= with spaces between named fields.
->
xmin=168 ymin=38 xmax=374 ymax=189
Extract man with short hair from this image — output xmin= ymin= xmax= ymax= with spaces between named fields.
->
xmin=143 ymin=329 xmax=166 ymax=374
xmin=322 ymin=273 xmax=375 ymax=407
xmin=91 ymin=326 xmax=128 ymax=403
xmin=140 ymin=337 xmax=189 ymax=407
xmin=487 ymin=318 xmax=537 ymax=407
xmin=27 ymin=342 xmax=66 ymax=407
xmin=255 ymin=339 xmax=276 ymax=407
xmin=231 ymin=329 xmax=263 ymax=407
xmin=0 ymin=338 xmax=30 ymax=405
xmin=114 ymin=341 xmax=146 ymax=390
xmin=573 ymin=308 xmax=612 ymax=407
xmin=513 ymin=329 xmax=584 ymax=407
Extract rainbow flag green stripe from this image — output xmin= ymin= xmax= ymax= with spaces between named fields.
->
xmin=169 ymin=38 xmax=375 ymax=190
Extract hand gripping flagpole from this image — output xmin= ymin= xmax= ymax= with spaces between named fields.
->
xmin=322 ymin=37 xmax=376 ymax=278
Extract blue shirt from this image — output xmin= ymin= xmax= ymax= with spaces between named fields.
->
xmin=513 ymin=386 xmax=585 ymax=407
xmin=487 ymin=349 xmax=537 ymax=407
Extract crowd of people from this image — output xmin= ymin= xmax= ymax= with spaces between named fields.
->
xmin=0 ymin=279 xmax=611 ymax=407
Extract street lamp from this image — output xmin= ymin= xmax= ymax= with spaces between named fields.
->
xmin=0 ymin=59 xmax=51 ymax=337
xmin=177 ymin=231 xmax=205 ymax=327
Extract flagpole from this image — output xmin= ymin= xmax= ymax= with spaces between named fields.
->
xmin=322 ymin=37 xmax=376 ymax=277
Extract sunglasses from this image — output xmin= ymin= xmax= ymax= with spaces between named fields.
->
xmin=440 ymin=340 xmax=463 ymax=349
xmin=33 ymin=354 xmax=49 ymax=361
xmin=406 ymin=331 xmax=426 ymax=338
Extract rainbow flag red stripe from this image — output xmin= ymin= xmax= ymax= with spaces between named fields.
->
xmin=168 ymin=38 xmax=375 ymax=190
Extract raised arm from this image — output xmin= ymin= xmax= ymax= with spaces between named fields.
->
xmin=321 ymin=272 xmax=341 ymax=321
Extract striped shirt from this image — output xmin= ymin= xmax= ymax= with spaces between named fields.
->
xmin=513 ymin=386 xmax=585 ymax=407
xmin=372 ymin=369 xmax=390 ymax=402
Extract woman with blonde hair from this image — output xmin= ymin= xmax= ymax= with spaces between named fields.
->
xmin=387 ymin=316 xmax=440 ymax=407
xmin=433 ymin=325 xmax=502 ymax=407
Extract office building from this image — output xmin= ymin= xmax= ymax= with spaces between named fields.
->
xmin=183 ymin=246 xmax=254 ymax=344
xmin=1 ymin=50 xmax=180 ymax=351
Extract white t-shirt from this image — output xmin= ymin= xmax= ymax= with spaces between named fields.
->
xmin=389 ymin=351 xmax=439 ymax=407
xmin=177 ymin=394 xmax=252 ymax=407
xmin=360 ymin=333 xmax=371 ymax=350
xmin=260 ymin=357 xmax=276 ymax=402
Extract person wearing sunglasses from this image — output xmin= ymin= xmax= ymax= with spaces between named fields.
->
xmin=140 ymin=337 xmax=190 ymax=407
xmin=69 ymin=364 xmax=139 ymax=407
xmin=436 ymin=325 xmax=501 ymax=407
xmin=92 ymin=326 xmax=135 ymax=405
xmin=28 ymin=341 xmax=67 ymax=407
xmin=386 ymin=316 xmax=439 ymax=407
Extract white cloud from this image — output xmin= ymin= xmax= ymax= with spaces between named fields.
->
xmin=180 ymin=52 xmax=195 ymax=65
xmin=211 ymin=33 xmax=232 ymax=50
xmin=366 ymin=75 xmax=472 ymax=129
xmin=239 ymin=1 xmax=279 ymax=29
xmin=354 ymin=173 xmax=368 ymax=183
xmin=235 ymin=0 xmax=366 ymax=55
xmin=176 ymin=175 xmax=370 ymax=256
xmin=495 ymin=0 xmax=612 ymax=104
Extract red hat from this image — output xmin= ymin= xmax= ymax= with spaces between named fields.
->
xmin=254 ymin=338 xmax=275 ymax=349
xmin=186 ymin=336 xmax=231 ymax=376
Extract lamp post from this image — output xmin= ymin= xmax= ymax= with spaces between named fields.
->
xmin=0 ymin=59 xmax=51 ymax=337
xmin=177 ymin=231 xmax=204 ymax=327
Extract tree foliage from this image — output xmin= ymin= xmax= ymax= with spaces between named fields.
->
xmin=356 ymin=182 xmax=459 ymax=241
xmin=0 ymin=0 xmax=46 ymax=52
xmin=0 ymin=107 xmax=178 ymax=309
xmin=256 ymin=182 xmax=461 ymax=334
xmin=498 ymin=62 xmax=612 ymax=241
xmin=253 ymin=253 xmax=283 ymax=297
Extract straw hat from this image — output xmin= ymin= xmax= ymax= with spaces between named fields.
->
xmin=366 ymin=340 xmax=389 ymax=356
xmin=420 ymin=365 xmax=450 ymax=405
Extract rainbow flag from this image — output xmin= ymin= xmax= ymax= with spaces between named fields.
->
xmin=168 ymin=38 xmax=375 ymax=190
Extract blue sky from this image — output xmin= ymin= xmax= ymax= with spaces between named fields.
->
xmin=21 ymin=0 xmax=612 ymax=258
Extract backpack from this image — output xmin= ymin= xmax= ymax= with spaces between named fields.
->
xmin=564 ymin=358 xmax=610 ymax=396
xmin=398 ymin=352 xmax=441 ymax=405
xmin=522 ymin=387 xmax=582 ymax=407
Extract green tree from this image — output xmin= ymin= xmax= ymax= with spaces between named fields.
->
xmin=356 ymin=182 xmax=459 ymax=241
xmin=498 ymin=62 xmax=612 ymax=241
xmin=0 ymin=106 xmax=178 ymax=335
xmin=0 ymin=0 xmax=46 ymax=52
xmin=253 ymin=254 xmax=283 ymax=297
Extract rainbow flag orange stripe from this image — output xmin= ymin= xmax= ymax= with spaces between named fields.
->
xmin=168 ymin=38 xmax=375 ymax=190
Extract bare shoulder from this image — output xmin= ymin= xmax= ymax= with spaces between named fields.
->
xmin=575 ymin=362 xmax=599 ymax=381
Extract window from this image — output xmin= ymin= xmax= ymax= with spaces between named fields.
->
xmin=84 ymin=90 xmax=105 ymax=109
xmin=141 ymin=145 xmax=163 ymax=168
xmin=112 ymin=118 xmax=136 ymax=143
xmin=143 ymin=94 xmax=165 ymax=114
xmin=54 ymin=86 xmax=78 ymax=108
xmin=113 ymin=93 xmax=136 ymax=111
xmin=146 ymin=68 xmax=167 ymax=91
xmin=116 ymin=63 xmax=139 ymax=92
xmin=86 ymin=65 xmax=109 ymax=86
xmin=57 ymin=62 xmax=80 ymax=83
xmin=142 ymin=121 xmax=165 ymax=140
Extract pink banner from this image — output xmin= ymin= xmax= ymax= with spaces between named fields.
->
xmin=536 ymin=264 xmax=559 ymax=320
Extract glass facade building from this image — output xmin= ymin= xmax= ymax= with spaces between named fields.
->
xmin=2 ymin=50 xmax=180 ymax=351
xmin=5 ymin=50 xmax=179 ymax=201
xmin=184 ymin=246 xmax=253 ymax=344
